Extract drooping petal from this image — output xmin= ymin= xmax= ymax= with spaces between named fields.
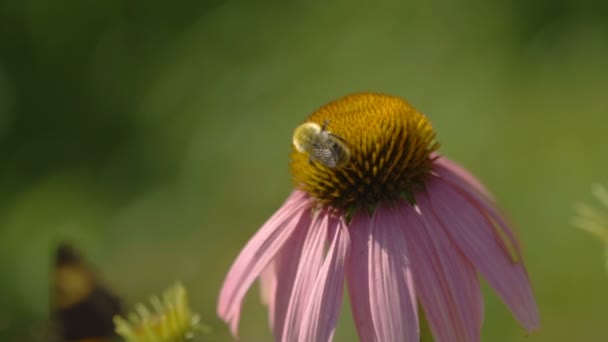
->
xmin=399 ymin=201 xmax=483 ymax=342
xmin=423 ymin=177 xmax=540 ymax=332
xmin=269 ymin=213 xmax=311 ymax=339
xmin=368 ymin=204 xmax=419 ymax=342
xmin=431 ymin=154 xmax=494 ymax=201
xmin=298 ymin=217 xmax=350 ymax=342
xmin=346 ymin=212 xmax=377 ymax=342
xmin=259 ymin=261 xmax=277 ymax=327
xmin=258 ymin=210 xmax=312 ymax=334
xmin=217 ymin=190 xmax=310 ymax=336
xmin=433 ymin=158 xmax=522 ymax=262
xmin=281 ymin=210 xmax=333 ymax=341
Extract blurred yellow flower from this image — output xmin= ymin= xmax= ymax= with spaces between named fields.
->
xmin=113 ymin=283 xmax=203 ymax=342
xmin=573 ymin=184 xmax=608 ymax=270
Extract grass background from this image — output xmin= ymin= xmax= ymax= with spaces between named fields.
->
xmin=1 ymin=0 xmax=607 ymax=341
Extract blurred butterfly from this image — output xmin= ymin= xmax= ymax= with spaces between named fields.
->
xmin=51 ymin=243 xmax=122 ymax=342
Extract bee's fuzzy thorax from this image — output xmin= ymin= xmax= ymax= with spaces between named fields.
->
xmin=290 ymin=92 xmax=440 ymax=210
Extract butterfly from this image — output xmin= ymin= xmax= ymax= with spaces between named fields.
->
xmin=51 ymin=243 xmax=122 ymax=342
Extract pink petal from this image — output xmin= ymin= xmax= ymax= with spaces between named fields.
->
xmin=268 ymin=215 xmax=311 ymax=339
xmin=298 ymin=218 xmax=350 ymax=342
xmin=281 ymin=210 xmax=333 ymax=341
xmin=433 ymin=157 xmax=522 ymax=262
xmin=259 ymin=262 xmax=277 ymax=327
xmin=259 ymin=211 xmax=312 ymax=334
xmin=431 ymin=154 xmax=494 ymax=201
xmin=368 ymin=204 xmax=419 ymax=342
xmin=346 ymin=212 xmax=377 ymax=342
xmin=217 ymin=190 xmax=310 ymax=336
xmin=399 ymin=201 xmax=484 ymax=342
xmin=423 ymin=177 xmax=540 ymax=332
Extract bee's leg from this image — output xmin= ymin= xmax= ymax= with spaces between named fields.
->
xmin=329 ymin=132 xmax=348 ymax=144
xmin=322 ymin=120 xmax=348 ymax=143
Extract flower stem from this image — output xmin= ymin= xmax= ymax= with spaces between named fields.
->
xmin=419 ymin=307 xmax=434 ymax=342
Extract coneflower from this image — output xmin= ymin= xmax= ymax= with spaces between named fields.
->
xmin=218 ymin=93 xmax=540 ymax=341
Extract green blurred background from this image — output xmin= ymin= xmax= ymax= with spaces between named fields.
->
xmin=1 ymin=0 xmax=607 ymax=341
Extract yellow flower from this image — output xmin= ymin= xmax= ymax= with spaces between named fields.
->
xmin=573 ymin=184 xmax=608 ymax=269
xmin=114 ymin=283 xmax=203 ymax=342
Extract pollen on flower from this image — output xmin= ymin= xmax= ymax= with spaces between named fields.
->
xmin=290 ymin=92 xmax=440 ymax=209
xmin=113 ymin=283 xmax=204 ymax=342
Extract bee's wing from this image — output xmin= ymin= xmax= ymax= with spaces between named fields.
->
xmin=311 ymin=145 xmax=338 ymax=168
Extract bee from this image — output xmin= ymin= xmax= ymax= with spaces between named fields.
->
xmin=293 ymin=120 xmax=351 ymax=169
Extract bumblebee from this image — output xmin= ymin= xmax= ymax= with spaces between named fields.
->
xmin=292 ymin=120 xmax=351 ymax=169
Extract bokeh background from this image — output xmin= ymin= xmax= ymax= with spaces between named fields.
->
xmin=1 ymin=0 xmax=608 ymax=341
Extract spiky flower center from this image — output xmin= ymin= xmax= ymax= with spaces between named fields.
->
xmin=290 ymin=93 xmax=440 ymax=210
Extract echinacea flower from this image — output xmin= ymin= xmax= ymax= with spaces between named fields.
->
xmin=218 ymin=93 xmax=540 ymax=341
xmin=573 ymin=184 xmax=608 ymax=270
xmin=114 ymin=283 xmax=203 ymax=342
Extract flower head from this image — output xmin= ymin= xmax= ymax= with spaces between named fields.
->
xmin=218 ymin=93 xmax=540 ymax=341
xmin=573 ymin=184 xmax=608 ymax=270
xmin=114 ymin=283 xmax=203 ymax=342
